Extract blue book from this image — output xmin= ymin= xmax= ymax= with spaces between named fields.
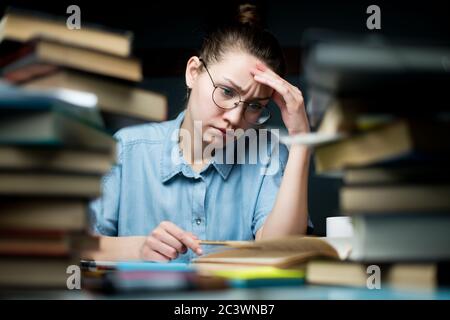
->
xmin=0 ymin=83 xmax=114 ymax=152
xmin=0 ymin=82 xmax=103 ymax=126
xmin=229 ymin=277 xmax=304 ymax=288
xmin=116 ymin=261 xmax=195 ymax=272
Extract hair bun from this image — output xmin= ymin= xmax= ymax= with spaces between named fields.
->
xmin=237 ymin=4 xmax=262 ymax=28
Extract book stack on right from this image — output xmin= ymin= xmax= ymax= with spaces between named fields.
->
xmin=304 ymin=37 xmax=450 ymax=291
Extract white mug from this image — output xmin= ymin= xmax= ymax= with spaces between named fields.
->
xmin=326 ymin=216 xmax=353 ymax=238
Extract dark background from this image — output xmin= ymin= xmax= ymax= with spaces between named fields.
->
xmin=1 ymin=0 xmax=449 ymax=235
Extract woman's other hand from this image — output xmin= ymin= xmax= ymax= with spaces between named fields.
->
xmin=139 ymin=221 xmax=202 ymax=262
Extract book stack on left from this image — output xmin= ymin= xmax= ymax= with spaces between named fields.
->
xmin=0 ymin=81 xmax=116 ymax=289
xmin=0 ymin=8 xmax=168 ymax=134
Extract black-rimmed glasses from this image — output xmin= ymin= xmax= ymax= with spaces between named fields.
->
xmin=199 ymin=58 xmax=272 ymax=125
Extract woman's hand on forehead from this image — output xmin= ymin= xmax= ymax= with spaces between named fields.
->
xmin=250 ymin=61 xmax=310 ymax=135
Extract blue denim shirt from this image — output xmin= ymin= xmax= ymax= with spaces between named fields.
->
xmin=89 ymin=111 xmax=312 ymax=262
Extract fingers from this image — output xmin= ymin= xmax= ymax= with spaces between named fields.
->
xmin=254 ymin=62 xmax=283 ymax=80
xmin=142 ymin=236 xmax=178 ymax=260
xmin=251 ymin=62 xmax=303 ymax=95
xmin=251 ymin=62 xmax=283 ymax=82
xmin=255 ymin=61 xmax=267 ymax=71
xmin=140 ymin=221 xmax=203 ymax=262
xmin=151 ymin=228 xmax=187 ymax=254
xmin=251 ymin=66 xmax=303 ymax=110
xmin=160 ymin=221 xmax=202 ymax=255
xmin=187 ymin=232 xmax=199 ymax=240
xmin=272 ymin=93 xmax=287 ymax=112
xmin=253 ymin=73 xmax=297 ymax=108
xmin=140 ymin=242 xmax=171 ymax=262
xmin=251 ymin=62 xmax=308 ymax=134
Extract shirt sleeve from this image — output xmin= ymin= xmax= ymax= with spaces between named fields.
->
xmin=88 ymin=132 xmax=124 ymax=236
xmin=252 ymin=134 xmax=314 ymax=237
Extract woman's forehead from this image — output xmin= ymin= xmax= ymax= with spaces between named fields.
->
xmin=214 ymin=51 xmax=261 ymax=72
xmin=211 ymin=52 xmax=272 ymax=95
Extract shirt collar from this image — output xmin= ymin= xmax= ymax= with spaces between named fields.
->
xmin=160 ymin=111 xmax=234 ymax=183
xmin=211 ymin=145 xmax=235 ymax=180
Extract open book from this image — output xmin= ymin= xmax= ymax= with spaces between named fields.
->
xmin=193 ymin=236 xmax=352 ymax=268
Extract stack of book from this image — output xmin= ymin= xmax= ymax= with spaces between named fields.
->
xmin=81 ymin=258 xmax=304 ymax=293
xmin=0 ymin=73 xmax=116 ymax=289
xmin=193 ymin=229 xmax=449 ymax=292
xmin=0 ymin=8 xmax=168 ymax=133
xmin=302 ymin=36 xmax=450 ymax=291
xmin=191 ymin=236 xmax=342 ymax=289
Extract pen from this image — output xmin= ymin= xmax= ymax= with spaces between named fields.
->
xmin=199 ymin=240 xmax=255 ymax=248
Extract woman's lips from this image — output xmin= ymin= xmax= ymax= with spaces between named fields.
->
xmin=212 ymin=126 xmax=234 ymax=138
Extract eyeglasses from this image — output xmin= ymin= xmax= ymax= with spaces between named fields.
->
xmin=199 ymin=58 xmax=272 ymax=125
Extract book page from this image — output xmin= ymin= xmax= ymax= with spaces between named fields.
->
xmin=194 ymin=236 xmax=353 ymax=266
xmin=322 ymin=237 xmax=353 ymax=260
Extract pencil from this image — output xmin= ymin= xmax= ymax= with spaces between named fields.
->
xmin=199 ymin=240 xmax=255 ymax=248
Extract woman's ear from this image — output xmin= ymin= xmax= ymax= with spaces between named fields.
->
xmin=185 ymin=56 xmax=202 ymax=89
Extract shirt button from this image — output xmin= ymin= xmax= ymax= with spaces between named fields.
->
xmin=195 ymin=218 xmax=202 ymax=225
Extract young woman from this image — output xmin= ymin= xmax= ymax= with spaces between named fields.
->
xmin=87 ymin=5 xmax=312 ymax=262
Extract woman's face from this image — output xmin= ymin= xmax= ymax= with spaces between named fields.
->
xmin=185 ymin=50 xmax=274 ymax=148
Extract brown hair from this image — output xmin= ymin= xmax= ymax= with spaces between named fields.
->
xmin=198 ymin=3 xmax=286 ymax=76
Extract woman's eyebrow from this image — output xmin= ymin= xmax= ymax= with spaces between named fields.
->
xmin=223 ymin=77 xmax=243 ymax=92
xmin=223 ymin=77 xmax=271 ymax=101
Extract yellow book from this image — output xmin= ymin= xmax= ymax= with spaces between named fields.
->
xmin=194 ymin=236 xmax=352 ymax=269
